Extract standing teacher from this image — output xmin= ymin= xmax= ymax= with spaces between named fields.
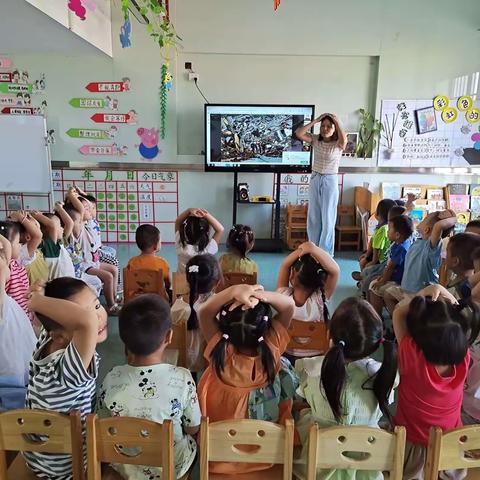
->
xmin=295 ymin=113 xmax=347 ymax=256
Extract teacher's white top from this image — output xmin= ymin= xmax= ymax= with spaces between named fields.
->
xmin=311 ymin=136 xmax=343 ymax=175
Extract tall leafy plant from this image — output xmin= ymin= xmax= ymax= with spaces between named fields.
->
xmin=356 ymin=109 xmax=383 ymax=160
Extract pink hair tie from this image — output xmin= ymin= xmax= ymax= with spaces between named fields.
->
xmin=379 ymin=337 xmax=385 ymax=344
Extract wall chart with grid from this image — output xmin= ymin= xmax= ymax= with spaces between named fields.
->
xmin=52 ymin=168 xmax=178 ymax=243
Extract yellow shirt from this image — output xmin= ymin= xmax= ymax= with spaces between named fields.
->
xmin=219 ymin=253 xmax=258 ymax=275
xmin=26 ymin=250 xmax=49 ymax=285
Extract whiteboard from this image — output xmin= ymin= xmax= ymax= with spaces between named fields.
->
xmin=0 ymin=115 xmax=52 ymax=193
xmin=378 ymin=98 xmax=480 ymax=168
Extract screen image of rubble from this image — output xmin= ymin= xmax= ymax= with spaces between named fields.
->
xmin=215 ymin=114 xmax=308 ymax=163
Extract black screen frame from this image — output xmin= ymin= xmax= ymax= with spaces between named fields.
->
xmin=204 ymin=103 xmax=315 ymax=173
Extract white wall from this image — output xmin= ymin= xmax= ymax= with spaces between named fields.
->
xmin=2 ymin=0 xmax=480 ymax=238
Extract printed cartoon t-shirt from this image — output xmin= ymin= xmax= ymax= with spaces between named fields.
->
xmin=99 ymin=363 xmax=201 ymax=479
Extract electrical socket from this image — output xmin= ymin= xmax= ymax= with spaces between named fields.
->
xmin=188 ymin=72 xmax=199 ymax=81
xmin=185 ymin=62 xmax=192 ymax=70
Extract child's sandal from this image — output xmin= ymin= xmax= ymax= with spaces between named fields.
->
xmin=108 ymin=303 xmax=122 ymax=316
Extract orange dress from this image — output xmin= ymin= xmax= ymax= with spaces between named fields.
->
xmin=198 ymin=320 xmax=290 ymax=474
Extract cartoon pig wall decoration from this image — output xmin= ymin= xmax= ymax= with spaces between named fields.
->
xmin=137 ymin=127 xmax=160 ymax=160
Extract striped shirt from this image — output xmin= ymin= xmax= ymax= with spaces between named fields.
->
xmin=24 ymin=330 xmax=99 ymax=479
xmin=311 ymin=136 xmax=343 ymax=175
xmin=6 ymin=259 xmax=31 ymax=320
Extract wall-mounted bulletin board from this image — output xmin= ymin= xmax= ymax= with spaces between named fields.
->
xmin=52 ymin=168 xmax=178 ymax=243
xmin=378 ymin=96 xmax=480 ymax=168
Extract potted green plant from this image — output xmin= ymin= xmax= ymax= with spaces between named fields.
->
xmin=356 ymin=108 xmax=383 ymax=160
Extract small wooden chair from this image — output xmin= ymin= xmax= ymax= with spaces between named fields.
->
xmin=296 ymin=424 xmax=406 ymax=480
xmin=335 ymin=205 xmax=362 ymax=251
xmin=123 ymin=267 xmax=169 ymax=304
xmin=86 ymin=414 xmax=174 ymax=480
xmin=200 ymin=417 xmax=294 ymax=480
xmin=0 ymin=409 xmax=82 ymax=480
xmin=425 ymin=426 xmax=480 ymax=480
xmin=217 ymin=272 xmax=257 ymax=292
xmin=165 ymin=320 xmax=188 ymax=368
xmin=172 ymin=272 xmax=190 ymax=301
xmin=287 ymin=319 xmax=330 ymax=355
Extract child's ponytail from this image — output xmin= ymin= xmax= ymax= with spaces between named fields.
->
xmin=186 ymin=270 xmax=199 ymax=330
xmin=372 ymin=339 xmax=398 ymax=424
xmin=185 ymin=254 xmax=222 ymax=331
xmin=320 ymin=341 xmax=347 ymax=422
xmin=258 ymin=337 xmax=276 ymax=384
xmin=211 ymin=333 xmax=229 ymax=380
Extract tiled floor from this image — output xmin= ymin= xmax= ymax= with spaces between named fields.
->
xmin=96 ymin=245 xmax=360 ymax=383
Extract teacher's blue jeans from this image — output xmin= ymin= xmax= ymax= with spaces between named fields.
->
xmin=307 ymin=173 xmax=339 ymax=256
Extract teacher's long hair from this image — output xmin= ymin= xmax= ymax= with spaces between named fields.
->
xmin=318 ymin=115 xmax=338 ymax=143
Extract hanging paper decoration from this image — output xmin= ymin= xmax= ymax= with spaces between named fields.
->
xmin=68 ymin=0 xmax=87 ymax=20
xmin=1 ymin=106 xmax=42 ymax=115
xmin=0 ymin=73 xmax=12 ymax=82
xmin=120 ymin=16 xmax=132 ymax=48
xmin=137 ymin=127 xmax=160 ymax=160
xmin=66 ymin=126 xmax=118 ymax=139
xmin=79 ymin=144 xmax=128 ymax=156
xmin=274 ymin=0 xmax=281 ymax=11
xmin=90 ymin=111 xmax=137 ymax=124
xmin=86 ymin=79 xmax=131 ymax=92
xmin=69 ymin=97 xmax=118 ymax=109
xmin=160 ymin=63 xmax=171 ymax=139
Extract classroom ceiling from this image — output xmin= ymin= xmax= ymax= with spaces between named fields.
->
xmin=0 ymin=0 xmax=103 ymax=54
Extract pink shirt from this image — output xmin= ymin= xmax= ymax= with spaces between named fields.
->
xmin=6 ymin=259 xmax=31 ymax=320
xmin=394 ymin=335 xmax=469 ymax=446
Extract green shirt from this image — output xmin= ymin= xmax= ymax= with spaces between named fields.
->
xmin=41 ymin=238 xmax=61 ymax=259
xmin=371 ymin=224 xmax=390 ymax=263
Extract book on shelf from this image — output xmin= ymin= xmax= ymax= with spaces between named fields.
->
xmin=448 ymin=194 xmax=470 ymax=213
xmin=470 ymin=184 xmax=480 ymax=196
xmin=471 ymin=196 xmax=480 ymax=220
xmin=381 ymin=182 xmax=401 ymax=200
xmin=402 ymin=186 xmax=422 ymax=199
xmin=426 ymin=188 xmax=444 ymax=201
xmin=427 ymin=200 xmax=446 ymax=212
xmin=447 ymin=183 xmax=469 ymax=195
xmin=410 ymin=208 xmax=427 ymax=227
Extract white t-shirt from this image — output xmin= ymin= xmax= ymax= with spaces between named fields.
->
xmin=277 ymin=286 xmax=326 ymax=357
xmin=44 ymin=245 xmax=76 ymax=280
xmin=0 ymin=295 xmax=36 ymax=396
xmin=175 ymin=231 xmax=218 ymax=273
xmin=99 ymin=363 xmax=201 ymax=479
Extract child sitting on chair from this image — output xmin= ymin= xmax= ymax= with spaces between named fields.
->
xmin=277 ymin=241 xmax=339 ymax=361
xmin=127 ymin=224 xmax=171 ymax=294
xmin=219 ymin=224 xmax=258 ymax=275
xmin=99 ymin=294 xmax=201 ymax=480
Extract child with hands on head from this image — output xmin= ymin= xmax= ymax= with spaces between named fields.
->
xmin=197 ymin=283 xmax=295 ymax=475
xmin=31 ymin=203 xmax=76 ymax=280
xmin=0 ymin=242 xmax=36 ymax=410
xmin=294 ymin=296 xmax=398 ymax=480
xmin=277 ymin=241 xmax=339 ymax=360
xmin=392 ymin=284 xmax=479 ymax=480
xmin=66 ymin=188 xmax=120 ymax=314
xmin=175 ymin=207 xmax=224 ymax=273
xmin=219 ymin=224 xmax=258 ymax=275
xmin=25 ymin=276 xmax=108 ymax=480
